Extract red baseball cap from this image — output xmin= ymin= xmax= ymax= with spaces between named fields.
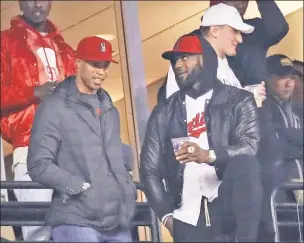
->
xmin=162 ymin=35 xmax=203 ymax=61
xmin=76 ymin=36 xmax=118 ymax=64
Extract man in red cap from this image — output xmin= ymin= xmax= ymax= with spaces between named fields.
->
xmin=1 ymin=1 xmax=75 ymax=240
xmin=27 ymin=36 xmax=136 ymax=242
xmin=141 ymin=35 xmax=262 ymax=242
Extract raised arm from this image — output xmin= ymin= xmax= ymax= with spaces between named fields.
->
xmin=256 ymin=0 xmax=289 ymax=47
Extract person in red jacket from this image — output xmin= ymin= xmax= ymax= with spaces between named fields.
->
xmin=0 ymin=1 xmax=75 ymax=241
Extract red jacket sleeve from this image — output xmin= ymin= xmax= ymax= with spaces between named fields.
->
xmin=1 ymin=33 xmax=38 ymax=115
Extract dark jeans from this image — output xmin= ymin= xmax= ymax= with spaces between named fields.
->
xmin=51 ymin=225 xmax=132 ymax=242
xmin=173 ymin=155 xmax=262 ymax=242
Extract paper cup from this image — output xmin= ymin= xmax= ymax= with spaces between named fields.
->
xmin=244 ymin=84 xmax=263 ymax=107
xmin=171 ymin=137 xmax=189 ymax=153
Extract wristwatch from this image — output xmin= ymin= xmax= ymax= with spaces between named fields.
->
xmin=208 ymin=150 xmax=216 ymax=164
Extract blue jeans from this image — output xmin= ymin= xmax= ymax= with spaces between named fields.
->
xmin=52 ymin=225 xmax=132 ymax=242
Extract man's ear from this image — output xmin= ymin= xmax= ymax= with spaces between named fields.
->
xmin=209 ymin=26 xmax=219 ymax=39
xmin=199 ymin=55 xmax=204 ymax=67
xmin=75 ymin=59 xmax=82 ymax=71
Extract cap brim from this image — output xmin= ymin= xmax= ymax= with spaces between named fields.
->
xmin=231 ymin=22 xmax=254 ymax=34
xmin=81 ymin=57 xmax=119 ymax=64
xmin=162 ymin=51 xmax=201 ymax=60
xmin=162 ymin=51 xmax=177 ymax=60
xmin=268 ymin=67 xmax=294 ymax=78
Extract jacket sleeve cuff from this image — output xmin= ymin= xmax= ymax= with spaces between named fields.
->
xmin=213 ymin=147 xmax=229 ymax=162
xmin=161 ymin=213 xmax=174 ymax=224
xmin=156 ymin=203 xmax=174 ymax=221
xmin=213 ymin=148 xmax=229 ymax=180
xmin=61 ymin=175 xmax=84 ymax=195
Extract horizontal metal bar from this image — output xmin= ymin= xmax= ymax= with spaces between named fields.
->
xmin=1 ymin=221 xmax=45 ymax=226
xmin=1 ymin=181 xmax=144 ymax=190
xmin=0 ymin=220 xmax=153 ymax=227
xmin=0 ymin=201 xmax=150 ymax=208
xmin=275 ymin=202 xmax=304 ymax=211
xmin=4 ymin=241 xmax=45 ymax=243
xmin=1 ymin=181 xmax=47 ymax=189
xmin=1 ymin=202 xmax=50 ymax=208
xmin=0 ymin=239 xmax=156 ymax=243
xmin=278 ymin=222 xmax=303 ymax=227
xmin=1 ymin=241 xmax=155 ymax=243
xmin=277 ymin=182 xmax=304 ymax=191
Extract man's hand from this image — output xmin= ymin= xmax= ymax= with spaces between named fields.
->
xmin=164 ymin=215 xmax=174 ymax=236
xmin=244 ymin=81 xmax=266 ymax=107
xmin=175 ymin=141 xmax=209 ymax=164
xmin=81 ymin=182 xmax=91 ymax=192
xmin=254 ymin=81 xmax=266 ymax=101
xmin=34 ymin=81 xmax=58 ymax=99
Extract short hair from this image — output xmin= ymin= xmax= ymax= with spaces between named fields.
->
xmin=292 ymin=60 xmax=303 ymax=68
xmin=200 ymin=26 xmax=211 ymax=37
xmin=292 ymin=59 xmax=303 ymax=80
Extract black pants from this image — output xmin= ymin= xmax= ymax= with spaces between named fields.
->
xmin=173 ymin=155 xmax=262 ymax=242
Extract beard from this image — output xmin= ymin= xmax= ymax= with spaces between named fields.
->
xmin=175 ymin=64 xmax=204 ymax=92
xmin=175 ymin=62 xmax=215 ymax=99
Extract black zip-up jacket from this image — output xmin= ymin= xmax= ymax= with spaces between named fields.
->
xmin=140 ymin=80 xmax=260 ymax=220
xmin=258 ymin=96 xmax=303 ymax=166
xmin=157 ymin=0 xmax=289 ymax=103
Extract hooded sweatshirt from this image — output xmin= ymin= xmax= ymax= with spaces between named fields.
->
xmin=1 ymin=16 xmax=75 ymax=154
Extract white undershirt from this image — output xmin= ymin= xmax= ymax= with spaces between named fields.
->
xmin=173 ymin=90 xmax=221 ymax=226
xmin=217 ymin=57 xmax=242 ymax=88
xmin=37 ymin=32 xmax=59 ymax=82
xmin=166 ymin=57 xmax=242 ymax=98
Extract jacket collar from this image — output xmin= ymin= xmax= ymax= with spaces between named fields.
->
xmin=56 ymin=76 xmax=114 ymax=137
xmin=11 ymin=16 xmax=60 ymax=36
xmin=10 ymin=16 xmax=62 ymax=40
xmin=177 ymin=78 xmax=226 ymax=104
xmin=56 ymin=76 xmax=114 ymax=113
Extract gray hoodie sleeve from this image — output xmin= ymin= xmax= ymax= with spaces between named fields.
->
xmin=27 ymin=96 xmax=84 ymax=195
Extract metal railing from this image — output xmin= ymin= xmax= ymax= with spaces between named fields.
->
xmin=0 ymin=181 xmax=161 ymax=242
xmin=271 ymin=181 xmax=304 ymax=243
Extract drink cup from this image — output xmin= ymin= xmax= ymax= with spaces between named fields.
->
xmin=244 ymin=84 xmax=263 ymax=107
xmin=171 ymin=137 xmax=189 ymax=153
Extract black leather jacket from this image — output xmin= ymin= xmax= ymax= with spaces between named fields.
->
xmin=140 ymin=80 xmax=260 ymax=220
